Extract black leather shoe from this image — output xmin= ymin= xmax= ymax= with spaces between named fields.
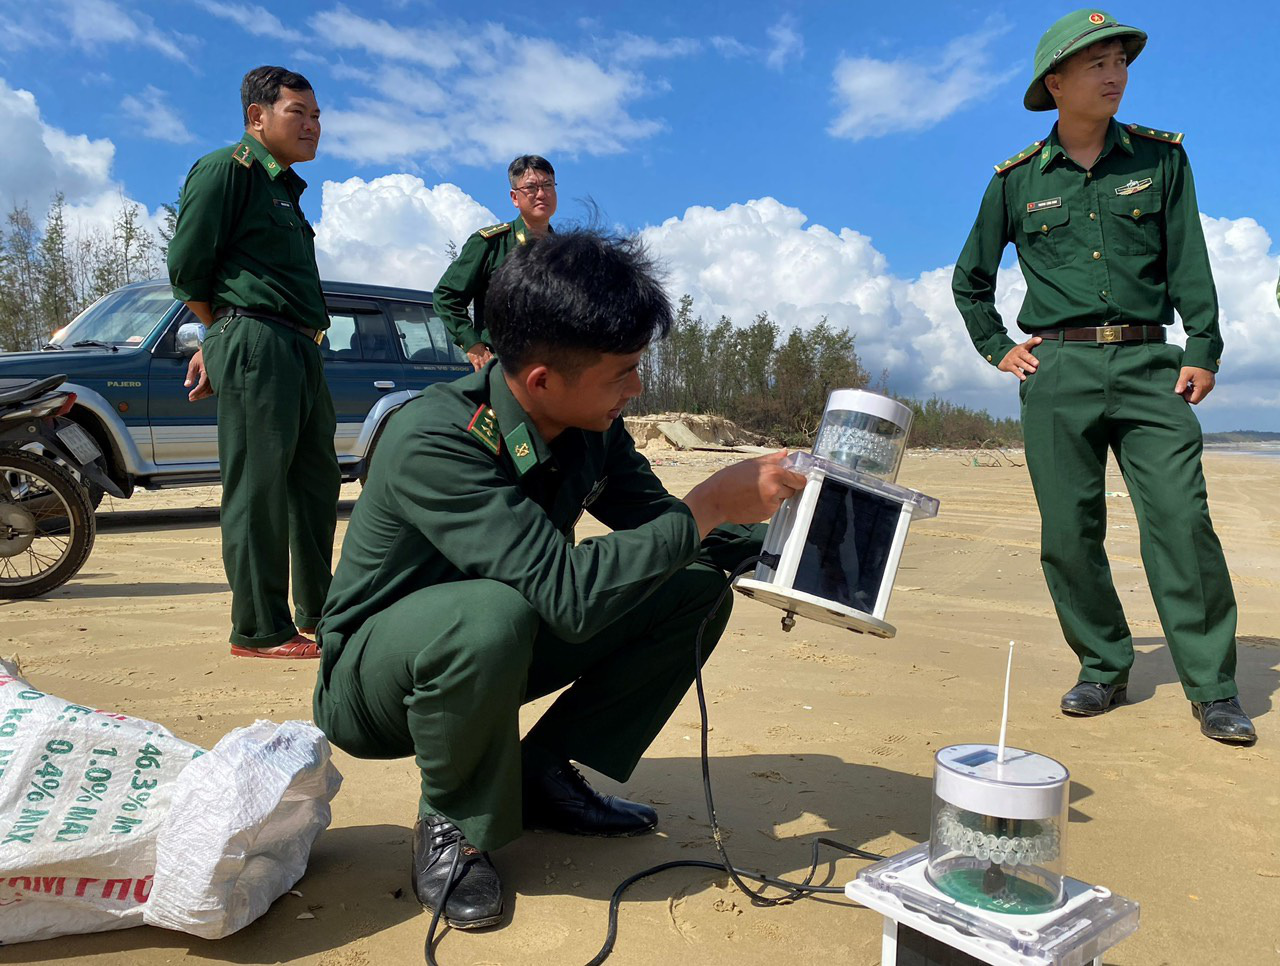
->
xmin=411 ymin=815 xmax=503 ymax=928
xmin=1192 ymin=697 xmax=1257 ymax=745
xmin=523 ymin=759 xmax=658 ymax=837
xmin=1060 ymin=681 xmax=1127 ymax=716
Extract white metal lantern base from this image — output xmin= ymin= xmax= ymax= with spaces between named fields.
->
xmin=846 ymin=844 xmax=1140 ymax=966
xmin=733 ymin=452 xmax=939 ymax=637
xmin=732 ymin=579 xmax=896 ymax=637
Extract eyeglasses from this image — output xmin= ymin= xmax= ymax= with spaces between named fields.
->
xmin=514 ymin=181 xmax=556 ymax=197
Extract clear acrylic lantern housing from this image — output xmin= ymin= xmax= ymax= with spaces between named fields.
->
xmin=926 ymin=745 xmax=1070 ymax=916
xmin=813 ymin=389 xmax=913 ymax=483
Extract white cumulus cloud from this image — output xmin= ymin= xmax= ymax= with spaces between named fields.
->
xmin=0 ymin=78 xmax=164 ymax=241
xmin=0 ymin=77 xmax=116 ymax=211
xmin=638 ymin=196 xmax=1017 ymax=408
xmin=313 ymin=175 xmax=497 ymax=291
xmin=830 ymin=23 xmax=1015 ymax=141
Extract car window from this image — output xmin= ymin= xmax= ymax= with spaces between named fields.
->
xmin=49 ymin=283 xmax=175 ymax=347
xmin=388 ymin=302 xmax=467 ymax=365
xmin=321 ymin=309 xmax=397 ymax=361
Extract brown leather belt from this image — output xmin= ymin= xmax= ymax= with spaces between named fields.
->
xmin=1049 ymin=324 xmax=1166 ymax=344
xmin=213 ymin=306 xmax=324 ymax=345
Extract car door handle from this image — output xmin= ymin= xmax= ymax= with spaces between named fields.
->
xmin=373 ymin=381 xmax=396 ymax=390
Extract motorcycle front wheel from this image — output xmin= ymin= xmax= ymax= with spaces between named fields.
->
xmin=0 ymin=449 xmax=96 ymax=598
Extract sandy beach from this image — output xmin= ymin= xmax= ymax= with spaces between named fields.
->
xmin=1 ymin=450 xmax=1276 ymax=965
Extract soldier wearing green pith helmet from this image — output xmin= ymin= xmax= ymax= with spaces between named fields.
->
xmin=953 ymin=10 xmax=1255 ymax=744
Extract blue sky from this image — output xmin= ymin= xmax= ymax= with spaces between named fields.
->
xmin=2 ymin=0 xmax=1278 ymax=429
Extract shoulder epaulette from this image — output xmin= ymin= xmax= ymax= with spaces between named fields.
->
xmin=994 ymin=140 xmax=1045 ymax=175
xmin=1127 ymin=124 xmax=1184 ymax=146
xmin=477 ymin=222 xmax=512 ymax=240
xmin=231 ymin=142 xmax=253 ymax=168
xmin=466 ymin=404 xmax=501 ymax=455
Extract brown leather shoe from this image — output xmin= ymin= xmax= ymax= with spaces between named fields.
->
xmin=229 ymin=635 xmax=320 ymax=659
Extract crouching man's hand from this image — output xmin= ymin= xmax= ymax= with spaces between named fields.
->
xmin=682 ymin=451 xmax=808 ymax=538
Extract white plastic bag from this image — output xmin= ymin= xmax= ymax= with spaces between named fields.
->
xmin=145 ymin=719 xmax=342 ymax=939
xmin=0 ymin=659 xmax=203 ymax=943
xmin=0 ymin=660 xmax=341 ymax=944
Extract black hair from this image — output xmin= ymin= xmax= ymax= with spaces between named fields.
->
xmin=507 ymin=154 xmax=555 ymax=188
xmin=241 ymin=66 xmax=313 ymax=126
xmin=486 ymin=229 xmax=672 ymax=376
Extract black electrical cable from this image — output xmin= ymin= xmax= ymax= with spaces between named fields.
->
xmin=425 ymin=554 xmax=886 ymax=966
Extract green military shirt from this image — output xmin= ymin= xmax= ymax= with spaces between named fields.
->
xmin=168 ymin=135 xmax=328 ymax=331
xmin=433 ymin=216 xmax=538 ymax=351
xmin=953 ymin=119 xmax=1222 ymax=372
xmin=317 ymin=363 xmax=705 ymax=683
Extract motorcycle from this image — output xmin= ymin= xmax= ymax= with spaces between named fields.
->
xmin=0 ymin=375 xmax=124 ymax=598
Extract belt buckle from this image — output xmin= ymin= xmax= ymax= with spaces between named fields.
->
xmin=311 ymin=328 xmax=323 ymax=346
xmin=1096 ymin=325 xmax=1122 ymax=344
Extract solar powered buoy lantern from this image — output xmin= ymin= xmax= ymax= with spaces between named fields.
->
xmin=846 ymin=644 xmax=1141 ymax=965
xmin=734 ymin=389 xmax=938 ymax=637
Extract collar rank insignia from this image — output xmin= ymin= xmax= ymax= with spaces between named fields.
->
xmin=467 ymin=405 xmax=501 ymax=455
xmin=504 ymin=423 xmax=537 ymax=476
xmin=1114 ymin=178 xmax=1153 ymax=196
xmin=232 ymin=143 xmax=253 ymax=168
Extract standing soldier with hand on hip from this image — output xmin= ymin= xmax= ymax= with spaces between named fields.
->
xmin=434 ymin=155 xmax=557 ymax=370
xmin=167 ymin=66 xmax=340 ymax=660
xmin=952 ymin=10 xmax=1255 ymax=744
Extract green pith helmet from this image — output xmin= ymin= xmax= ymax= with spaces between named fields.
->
xmin=1024 ymin=9 xmax=1147 ymax=111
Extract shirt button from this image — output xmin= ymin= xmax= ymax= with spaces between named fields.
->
xmin=1100 ymin=290 xmax=1109 ymax=297
xmin=1085 ymin=172 xmax=1093 ymax=179
xmin=1132 ymin=208 xmax=1141 ymax=217
xmin=1089 ymin=212 xmax=1096 ymax=220
xmin=1093 ymin=251 xmax=1101 ymax=259
xmin=1041 ymin=224 xmax=1049 ymax=233
xmin=986 ymin=354 xmax=993 ymax=362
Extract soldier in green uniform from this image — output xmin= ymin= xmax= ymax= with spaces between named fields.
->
xmin=953 ymin=10 xmax=1254 ymax=744
xmin=313 ymin=230 xmax=803 ymax=929
xmin=434 ymin=155 xmax=557 ymax=370
xmin=168 ymin=67 xmax=339 ymax=660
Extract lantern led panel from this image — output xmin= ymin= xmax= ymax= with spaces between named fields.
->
xmin=813 ymin=389 xmax=913 ymax=483
xmin=926 ymin=745 xmax=1069 ymax=915
xmin=734 ymin=452 xmax=938 ymax=638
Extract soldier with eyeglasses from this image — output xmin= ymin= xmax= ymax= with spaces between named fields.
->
xmin=435 ymin=155 xmax=557 ymax=371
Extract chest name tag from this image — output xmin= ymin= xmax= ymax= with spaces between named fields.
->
xmin=273 ymin=198 xmax=294 ymax=208
xmin=1114 ymin=178 xmax=1153 ymax=196
xmin=1026 ymin=197 xmax=1062 ymax=213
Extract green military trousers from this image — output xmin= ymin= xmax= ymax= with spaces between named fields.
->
xmin=1020 ymin=335 xmax=1237 ymax=702
xmin=313 ymin=561 xmax=734 ymax=852
xmin=202 ymin=315 xmax=341 ymax=648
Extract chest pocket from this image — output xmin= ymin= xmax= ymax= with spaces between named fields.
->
xmin=1106 ymin=188 xmax=1163 ymax=256
xmin=1020 ymin=203 xmax=1073 ymax=268
xmin=269 ymin=205 xmax=305 ymax=258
